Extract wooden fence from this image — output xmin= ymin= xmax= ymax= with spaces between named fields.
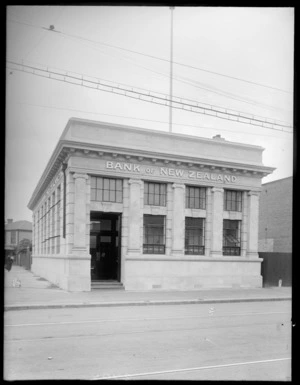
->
xmin=259 ymin=252 xmax=292 ymax=287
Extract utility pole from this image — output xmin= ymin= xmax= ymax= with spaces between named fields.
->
xmin=169 ymin=6 xmax=174 ymax=133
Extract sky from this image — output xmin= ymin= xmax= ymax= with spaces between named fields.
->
xmin=5 ymin=5 xmax=294 ymax=222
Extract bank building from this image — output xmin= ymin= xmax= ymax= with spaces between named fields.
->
xmin=28 ymin=118 xmax=275 ymax=291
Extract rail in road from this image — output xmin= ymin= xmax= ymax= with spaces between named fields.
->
xmin=4 ymin=301 xmax=292 ymax=381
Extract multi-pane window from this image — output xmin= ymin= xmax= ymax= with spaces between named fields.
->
xmin=56 ymin=186 xmax=61 ymax=254
xmin=143 ymin=215 xmax=165 ymax=254
xmin=186 ymin=186 xmax=206 ymax=209
xmin=91 ymin=177 xmax=123 ymax=203
xmin=51 ymin=193 xmax=55 ymax=254
xmin=224 ymin=190 xmax=242 ymax=212
xmin=10 ymin=231 xmax=17 ymax=245
xmin=41 ymin=206 xmax=44 ymax=254
xmin=185 ymin=217 xmax=205 ymax=255
xmin=47 ymin=197 xmax=51 ymax=254
xmin=144 ymin=182 xmax=166 ymax=206
xmin=223 ymin=220 xmax=241 ymax=256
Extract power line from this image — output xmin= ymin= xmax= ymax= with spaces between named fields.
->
xmin=7 ymin=59 xmax=291 ymax=127
xmin=7 ymin=99 xmax=293 ymax=138
xmin=7 ymin=18 xmax=292 ymax=94
xmin=7 ymin=18 xmax=293 ymax=114
xmin=76 ymin=34 xmax=292 ymax=115
xmin=6 ymin=60 xmax=293 ymax=132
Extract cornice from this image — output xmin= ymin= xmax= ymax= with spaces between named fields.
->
xmin=27 ymin=140 xmax=275 ymax=211
xmin=62 ymin=141 xmax=274 ymax=174
xmin=67 ymin=117 xmax=266 ymax=151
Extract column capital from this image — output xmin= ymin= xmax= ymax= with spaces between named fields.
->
xmin=248 ymin=190 xmax=260 ymax=197
xmin=211 ymin=187 xmax=224 ymax=193
xmin=172 ymin=183 xmax=185 ymax=189
xmin=73 ymin=172 xmax=88 ymax=180
xmin=128 ymin=178 xmax=143 ymax=186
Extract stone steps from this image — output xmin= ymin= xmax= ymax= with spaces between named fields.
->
xmin=91 ymin=280 xmax=124 ymax=290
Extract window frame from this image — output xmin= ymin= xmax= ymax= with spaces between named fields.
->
xmin=223 ymin=219 xmax=241 ymax=256
xmin=224 ymin=189 xmax=242 ymax=212
xmin=185 ymin=217 xmax=205 ymax=255
xmin=143 ymin=214 xmax=166 ymax=254
xmin=185 ymin=185 xmax=206 ymax=209
xmin=144 ymin=182 xmax=167 ymax=206
xmin=91 ymin=176 xmax=123 ymax=203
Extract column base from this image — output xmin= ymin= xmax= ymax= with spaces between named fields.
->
xmin=172 ymin=250 xmax=184 ymax=255
xmin=127 ymin=249 xmax=142 ymax=258
xmin=247 ymin=252 xmax=260 ymax=258
xmin=210 ymin=251 xmax=223 ymax=258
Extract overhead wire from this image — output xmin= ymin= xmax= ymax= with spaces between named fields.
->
xmin=60 ymin=32 xmax=291 ymax=114
xmin=6 ymin=60 xmax=293 ymax=132
xmin=7 ymin=17 xmax=293 ymax=119
xmin=7 ymin=99 xmax=292 ymax=139
xmin=7 ymin=17 xmax=292 ymax=94
xmin=6 ymin=59 xmax=291 ymax=127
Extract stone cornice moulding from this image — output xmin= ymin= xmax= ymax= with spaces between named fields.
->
xmin=67 ymin=117 xmax=267 ymax=151
xmin=63 ymin=142 xmax=275 ymax=175
xmin=28 ymin=130 xmax=275 ymax=210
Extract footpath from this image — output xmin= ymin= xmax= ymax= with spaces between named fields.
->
xmin=4 ymin=266 xmax=292 ymax=311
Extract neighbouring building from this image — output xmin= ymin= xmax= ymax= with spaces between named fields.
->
xmin=5 ymin=219 xmax=32 ymax=257
xmin=27 ymin=118 xmax=275 ymax=292
xmin=258 ymin=176 xmax=292 ymax=287
xmin=258 ymin=176 xmax=292 ymax=253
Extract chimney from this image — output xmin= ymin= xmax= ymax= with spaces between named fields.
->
xmin=7 ymin=219 xmax=13 ymax=224
xmin=212 ymin=134 xmax=225 ymax=141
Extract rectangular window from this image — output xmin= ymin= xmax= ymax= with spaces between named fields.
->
xmin=51 ymin=193 xmax=55 ymax=254
xmin=223 ymin=220 xmax=241 ymax=256
xmin=47 ymin=197 xmax=51 ymax=254
xmin=185 ymin=217 xmax=205 ymax=255
xmin=11 ymin=231 xmax=17 ymax=244
xmin=224 ymin=190 xmax=242 ymax=212
xmin=186 ymin=186 xmax=206 ymax=209
xmin=144 ymin=182 xmax=166 ymax=206
xmin=56 ymin=186 xmax=61 ymax=254
xmin=91 ymin=177 xmax=123 ymax=203
xmin=143 ymin=215 xmax=165 ymax=254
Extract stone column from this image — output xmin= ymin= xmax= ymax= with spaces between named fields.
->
xmin=247 ymin=191 xmax=260 ymax=258
xmin=210 ymin=187 xmax=224 ymax=257
xmin=72 ymin=173 xmax=89 ymax=251
xmin=241 ymin=191 xmax=248 ymax=257
xmin=205 ymin=188 xmax=212 ymax=257
xmin=165 ymin=184 xmax=173 ymax=256
xmin=171 ymin=183 xmax=185 ymax=255
xmin=128 ymin=179 xmax=143 ymax=255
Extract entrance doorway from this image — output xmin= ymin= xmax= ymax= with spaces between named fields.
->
xmin=90 ymin=212 xmax=121 ymax=281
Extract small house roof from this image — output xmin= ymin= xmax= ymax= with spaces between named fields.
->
xmin=5 ymin=220 xmax=32 ymax=231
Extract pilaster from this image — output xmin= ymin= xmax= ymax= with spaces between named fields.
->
xmin=241 ymin=191 xmax=248 ymax=257
xmin=210 ymin=187 xmax=224 ymax=257
xmin=171 ymin=183 xmax=185 ymax=255
xmin=128 ymin=179 xmax=143 ymax=255
xmin=247 ymin=191 xmax=260 ymax=258
xmin=72 ymin=172 xmax=89 ymax=253
xmin=205 ymin=188 xmax=212 ymax=257
xmin=166 ymin=184 xmax=173 ymax=256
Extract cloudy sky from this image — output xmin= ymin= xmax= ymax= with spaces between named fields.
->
xmin=5 ymin=6 xmax=294 ymax=222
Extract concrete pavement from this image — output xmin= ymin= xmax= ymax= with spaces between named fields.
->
xmin=4 ymin=266 xmax=292 ymax=311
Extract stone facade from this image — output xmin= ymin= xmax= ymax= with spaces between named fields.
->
xmin=28 ymin=118 xmax=275 ymax=291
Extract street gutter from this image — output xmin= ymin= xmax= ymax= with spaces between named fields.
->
xmin=4 ymin=296 xmax=291 ymax=311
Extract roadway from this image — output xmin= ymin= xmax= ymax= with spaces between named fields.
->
xmin=4 ymin=300 xmax=292 ymax=380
